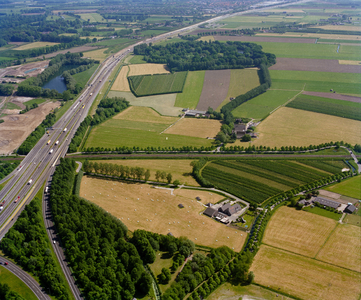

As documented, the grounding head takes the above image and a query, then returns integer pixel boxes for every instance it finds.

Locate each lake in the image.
[41,64,79,93]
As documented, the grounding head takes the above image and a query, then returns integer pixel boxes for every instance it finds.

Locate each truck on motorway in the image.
[28,179,33,185]
[47,140,51,145]
[99,80,102,82]
[49,149,53,154]
[55,140,59,145]
[63,128,67,132]
[45,187,48,193]
[90,93,93,96]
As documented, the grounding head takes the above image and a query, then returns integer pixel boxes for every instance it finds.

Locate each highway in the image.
[0,257,50,300]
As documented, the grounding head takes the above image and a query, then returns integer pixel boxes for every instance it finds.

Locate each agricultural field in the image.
[90,159,199,186]
[77,13,107,23]
[128,63,170,76]
[164,118,222,139]
[128,55,147,64]
[325,176,361,199]
[201,159,342,204]
[72,64,99,87]
[286,94,361,121]
[175,71,205,109]
[250,245,361,300]
[316,224,361,272]
[263,206,337,257]
[14,42,59,50]
[128,72,188,97]
[80,177,247,251]
[269,70,361,96]
[254,107,361,148]
[84,106,214,149]
[83,48,109,62]
[111,66,130,91]
[256,32,361,41]
[232,89,301,120]
[343,214,361,227]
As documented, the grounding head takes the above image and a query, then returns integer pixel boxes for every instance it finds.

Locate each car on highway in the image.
[53,240,56,244]
[15,196,20,203]
[4,262,8,266]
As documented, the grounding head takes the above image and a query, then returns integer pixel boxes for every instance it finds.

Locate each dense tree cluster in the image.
[50,158,152,300]
[0,283,26,300]
[68,116,92,153]
[17,112,56,155]
[0,197,70,300]
[134,40,276,72]
[0,160,20,180]
[19,102,38,114]
[192,158,214,188]
[0,84,15,96]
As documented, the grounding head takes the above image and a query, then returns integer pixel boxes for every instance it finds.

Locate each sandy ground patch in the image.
[263,206,337,257]
[302,91,361,103]
[254,107,361,148]
[256,32,361,40]
[197,69,231,111]
[111,66,130,91]
[91,159,199,186]
[80,177,246,251]
[339,60,361,65]
[113,106,177,124]
[269,57,361,73]
[128,63,170,76]
[316,224,361,272]
[250,245,361,300]
[164,118,221,139]
[214,35,316,43]
[0,101,60,155]
[0,61,50,78]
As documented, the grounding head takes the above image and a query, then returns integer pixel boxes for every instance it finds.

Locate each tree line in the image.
[0,84,15,96]
[0,283,26,300]
[0,160,20,180]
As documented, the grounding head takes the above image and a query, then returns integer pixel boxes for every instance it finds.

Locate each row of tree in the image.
[19,102,38,114]
[0,160,20,180]
[82,145,216,153]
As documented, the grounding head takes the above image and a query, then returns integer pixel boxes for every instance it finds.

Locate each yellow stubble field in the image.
[80,176,247,251]
[128,63,170,76]
[111,66,130,91]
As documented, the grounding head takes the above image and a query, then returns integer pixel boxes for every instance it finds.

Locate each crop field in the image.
[128,63,170,76]
[128,55,147,64]
[164,118,222,138]
[254,107,361,148]
[72,64,99,87]
[83,48,109,62]
[270,70,361,96]
[14,42,59,50]
[77,13,106,22]
[197,69,231,111]
[80,177,247,251]
[90,159,199,186]
[263,206,337,257]
[111,66,130,91]
[325,176,361,199]
[250,245,361,300]
[257,32,361,41]
[232,89,300,120]
[201,159,339,203]
[311,25,361,31]
[175,71,205,109]
[316,224,361,272]
[215,35,316,44]
[84,106,213,149]
[128,72,188,96]
[286,94,361,121]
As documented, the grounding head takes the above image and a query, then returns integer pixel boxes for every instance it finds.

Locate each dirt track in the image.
[214,35,316,43]
[302,91,361,103]
[269,57,361,73]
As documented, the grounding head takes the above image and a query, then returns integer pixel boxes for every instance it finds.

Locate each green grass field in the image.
[232,89,300,120]
[23,98,46,106]
[140,29,169,36]
[286,94,361,121]
[77,13,106,23]
[325,176,361,199]
[343,214,361,227]
[72,64,99,87]
[303,206,342,221]
[270,70,361,95]
[4,102,21,110]
[0,266,38,300]
[129,72,188,96]
[128,55,147,64]
[175,70,205,109]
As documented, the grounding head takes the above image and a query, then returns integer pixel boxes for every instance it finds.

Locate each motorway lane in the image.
[0,257,51,300]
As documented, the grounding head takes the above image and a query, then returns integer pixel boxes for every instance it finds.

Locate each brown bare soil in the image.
[0,101,60,155]
[196,69,231,110]
[214,35,316,43]
[302,91,361,103]
[0,61,50,79]
[111,66,130,91]
[269,57,361,73]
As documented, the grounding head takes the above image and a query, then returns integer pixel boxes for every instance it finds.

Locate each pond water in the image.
[41,64,79,93]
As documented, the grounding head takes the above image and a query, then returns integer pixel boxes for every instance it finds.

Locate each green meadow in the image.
[175,70,205,109]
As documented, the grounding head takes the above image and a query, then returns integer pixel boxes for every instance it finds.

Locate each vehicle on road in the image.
[49,149,53,154]
[53,240,56,244]
[45,187,48,193]
[63,128,67,132]
[4,262,8,266]
[15,196,20,203]
[28,179,33,185]
[55,140,59,145]
[90,93,93,96]
[47,140,51,145]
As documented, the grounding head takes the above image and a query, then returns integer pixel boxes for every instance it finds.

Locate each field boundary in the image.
[313,223,339,259]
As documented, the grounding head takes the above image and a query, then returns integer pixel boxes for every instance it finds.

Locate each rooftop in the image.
[314,197,340,209]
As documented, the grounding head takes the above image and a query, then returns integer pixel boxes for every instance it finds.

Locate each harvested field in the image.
[41,46,98,59]
[263,206,337,257]
[111,66,130,91]
[256,32,361,41]
[269,57,361,73]
[83,48,109,62]
[164,118,222,138]
[214,35,316,43]
[91,159,199,186]
[128,63,170,76]
[14,42,59,50]
[316,224,361,272]
[113,106,177,124]
[198,36,215,42]
[311,25,361,31]
[80,177,246,251]
[254,107,361,148]
[197,70,230,110]
[0,101,59,155]
[250,245,361,300]
[339,60,361,65]
[302,91,361,103]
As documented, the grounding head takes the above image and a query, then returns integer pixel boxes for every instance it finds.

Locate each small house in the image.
[232,123,250,138]
[219,203,242,216]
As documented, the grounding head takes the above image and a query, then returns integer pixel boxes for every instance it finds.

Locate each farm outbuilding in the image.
[344,204,356,214]
[219,203,242,216]
[232,123,250,138]
[203,207,217,217]
[314,197,340,209]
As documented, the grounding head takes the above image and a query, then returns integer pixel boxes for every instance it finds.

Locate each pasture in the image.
[254,107,361,148]
[80,177,246,251]
[175,71,205,109]
[343,214,361,227]
[77,13,106,22]
[324,176,361,199]
[286,94,361,121]
[257,32,361,41]
[269,70,361,95]
[128,72,187,96]
[83,48,109,62]
[14,42,59,50]
[232,89,300,120]
[72,64,99,87]
[128,63,169,76]
[250,245,361,300]
[90,159,199,186]
[128,55,146,64]
[164,118,222,139]
[263,206,337,257]
[111,66,130,91]
[316,224,361,272]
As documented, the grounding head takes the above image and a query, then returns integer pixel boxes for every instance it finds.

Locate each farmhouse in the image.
[232,123,250,138]
[344,204,356,214]
[314,197,340,209]
[219,203,242,216]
